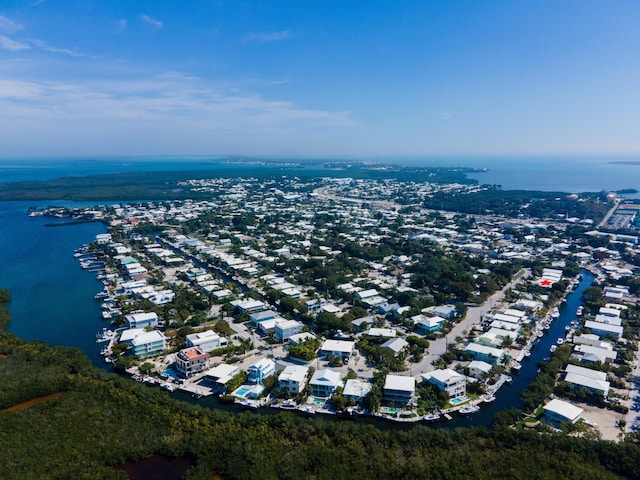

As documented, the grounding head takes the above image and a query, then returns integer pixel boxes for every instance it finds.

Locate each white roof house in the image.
[204,364,239,389]
[310,368,343,397]
[320,339,355,360]
[383,375,415,404]
[343,379,372,402]
[467,360,493,380]
[584,320,623,340]
[543,399,584,426]
[422,369,466,398]
[186,330,228,352]
[564,364,610,396]
[125,311,158,329]
[382,337,409,355]
[278,365,309,395]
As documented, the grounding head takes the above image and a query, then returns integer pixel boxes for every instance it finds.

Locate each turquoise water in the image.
[449,397,466,406]
[235,387,250,397]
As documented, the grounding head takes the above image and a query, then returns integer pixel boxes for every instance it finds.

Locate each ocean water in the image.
[2,155,640,195]
[0,201,107,365]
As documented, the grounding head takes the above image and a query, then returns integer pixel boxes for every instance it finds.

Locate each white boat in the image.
[511,362,522,372]
[161,383,176,392]
[550,345,557,353]
[556,338,565,345]
[576,306,584,316]
[424,413,441,422]
[96,328,116,342]
[550,307,560,318]
[483,395,496,404]
[459,405,480,415]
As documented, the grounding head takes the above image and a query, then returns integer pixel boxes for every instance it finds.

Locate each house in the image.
[125,311,158,329]
[365,328,396,338]
[175,347,210,378]
[382,337,409,356]
[433,305,457,320]
[467,360,493,380]
[185,330,228,352]
[310,368,343,397]
[584,320,623,340]
[274,320,304,342]
[343,379,372,403]
[250,310,276,325]
[543,399,584,427]
[573,344,617,364]
[203,364,239,392]
[319,339,355,362]
[288,332,317,346]
[351,316,376,332]
[422,368,466,398]
[378,303,401,315]
[563,364,610,397]
[383,375,415,404]
[121,329,166,357]
[278,365,309,395]
[414,315,444,334]
[230,299,266,314]
[248,358,276,384]
[465,343,505,364]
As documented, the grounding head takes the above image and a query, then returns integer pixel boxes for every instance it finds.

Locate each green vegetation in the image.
[288,338,321,361]
[424,187,610,222]
[2,291,640,479]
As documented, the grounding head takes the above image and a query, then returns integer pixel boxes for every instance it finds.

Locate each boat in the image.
[511,362,522,372]
[550,345,557,353]
[550,307,560,318]
[94,291,109,300]
[537,331,544,338]
[161,383,176,392]
[556,338,564,345]
[482,394,496,404]
[459,405,480,415]
[504,375,513,383]
[424,413,441,422]
[96,328,116,342]
[576,306,584,316]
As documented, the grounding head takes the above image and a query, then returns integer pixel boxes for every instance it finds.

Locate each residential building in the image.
[175,347,210,378]
[203,364,239,392]
[310,368,343,397]
[543,399,584,427]
[343,379,372,403]
[274,320,304,342]
[185,330,228,352]
[319,339,355,362]
[422,368,466,398]
[278,365,309,396]
[248,358,276,384]
[382,337,409,356]
[383,375,415,404]
[120,329,166,357]
[125,311,158,329]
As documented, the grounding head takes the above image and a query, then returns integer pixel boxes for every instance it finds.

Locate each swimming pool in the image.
[235,387,250,397]
[449,397,467,406]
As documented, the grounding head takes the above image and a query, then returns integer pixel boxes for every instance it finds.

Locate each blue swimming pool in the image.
[235,387,250,397]
[450,397,467,406]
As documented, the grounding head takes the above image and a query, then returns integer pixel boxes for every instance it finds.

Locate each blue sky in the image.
[1,0,639,157]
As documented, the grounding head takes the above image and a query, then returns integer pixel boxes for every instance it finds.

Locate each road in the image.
[410,268,531,379]
[597,198,621,229]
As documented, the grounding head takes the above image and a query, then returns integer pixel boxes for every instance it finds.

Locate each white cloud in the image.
[0,35,30,51]
[140,14,163,30]
[117,19,128,31]
[29,39,90,58]
[243,30,294,43]
[0,15,23,33]
[0,73,355,155]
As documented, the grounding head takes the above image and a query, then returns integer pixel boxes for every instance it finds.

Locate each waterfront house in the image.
[249,310,276,325]
[185,330,228,352]
[465,343,505,364]
[175,347,210,378]
[278,365,309,396]
[543,399,584,427]
[310,368,343,397]
[125,311,158,329]
[422,368,466,398]
[383,375,415,404]
[583,320,623,340]
[203,364,239,392]
[343,379,372,403]
[248,358,276,384]
[120,329,166,357]
[467,360,493,380]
